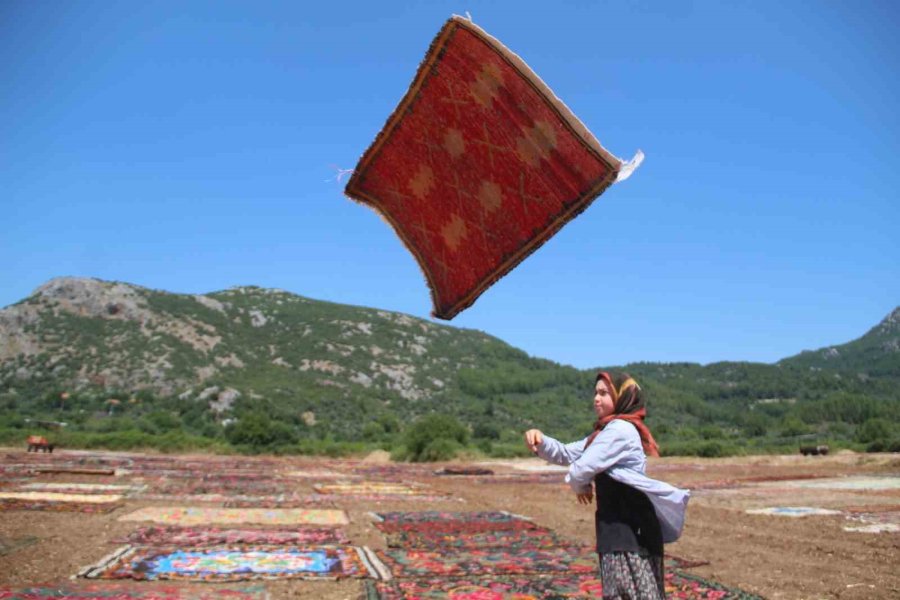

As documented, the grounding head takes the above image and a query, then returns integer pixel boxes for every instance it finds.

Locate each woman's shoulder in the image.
[603,419,642,441]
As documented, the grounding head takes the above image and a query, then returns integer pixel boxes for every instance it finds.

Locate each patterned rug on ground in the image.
[81,545,380,581]
[18,483,145,495]
[384,527,562,550]
[365,570,763,599]
[314,483,435,496]
[0,583,266,599]
[373,511,523,523]
[374,546,597,578]
[0,492,123,513]
[118,507,349,526]
[376,519,539,535]
[344,16,629,319]
[221,499,337,509]
[118,526,349,547]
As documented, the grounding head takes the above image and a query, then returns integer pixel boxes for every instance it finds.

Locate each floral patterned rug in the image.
[80,545,380,582]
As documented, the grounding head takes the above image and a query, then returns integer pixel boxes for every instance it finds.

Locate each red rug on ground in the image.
[345,16,630,319]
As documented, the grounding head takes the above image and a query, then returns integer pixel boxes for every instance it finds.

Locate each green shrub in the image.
[856,418,895,444]
[401,413,469,462]
[486,442,532,458]
[225,413,298,450]
[418,438,461,462]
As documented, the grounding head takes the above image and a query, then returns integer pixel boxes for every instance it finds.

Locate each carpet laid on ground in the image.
[314,482,432,496]
[372,510,522,523]
[374,511,537,535]
[118,526,349,547]
[118,507,349,526]
[80,545,381,581]
[365,570,764,599]
[0,492,123,513]
[384,527,562,550]
[745,506,842,517]
[344,15,632,319]
[0,583,266,599]
[374,546,597,578]
[19,483,144,495]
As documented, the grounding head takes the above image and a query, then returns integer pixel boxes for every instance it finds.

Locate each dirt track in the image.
[1,448,898,599]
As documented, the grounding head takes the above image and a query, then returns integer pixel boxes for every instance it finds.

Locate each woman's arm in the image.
[526,429,589,466]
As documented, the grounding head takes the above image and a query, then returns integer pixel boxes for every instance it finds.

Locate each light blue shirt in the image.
[536,419,690,543]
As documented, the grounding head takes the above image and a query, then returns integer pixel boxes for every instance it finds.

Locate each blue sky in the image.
[2,1,898,369]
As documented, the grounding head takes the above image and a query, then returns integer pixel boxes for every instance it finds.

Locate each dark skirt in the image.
[599,551,665,600]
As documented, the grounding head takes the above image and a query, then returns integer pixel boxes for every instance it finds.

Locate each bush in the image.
[400,413,469,462]
[473,422,500,440]
[419,438,461,462]
[780,417,810,437]
[856,418,895,444]
[697,441,730,458]
[225,413,298,450]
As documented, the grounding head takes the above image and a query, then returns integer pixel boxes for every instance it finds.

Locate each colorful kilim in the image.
[384,527,562,550]
[0,492,123,513]
[344,16,628,319]
[136,494,334,505]
[374,546,596,578]
[118,526,349,547]
[364,574,604,599]
[373,511,521,523]
[286,470,352,479]
[376,519,539,535]
[312,493,456,503]
[472,473,567,484]
[314,482,432,496]
[82,545,378,582]
[666,570,765,599]
[364,570,763,599]
[0,499,122,513]
[781,476,900,490]
[119,507,349,526]
[222,499,337,509]
[745,506,842,517]
[843,511,900,533]
[146,480,288,496]
[0,583,267,599]
[0,491,123,503]
[19,483,143,494]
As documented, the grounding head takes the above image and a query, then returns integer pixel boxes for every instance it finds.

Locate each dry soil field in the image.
[0,448,898,599]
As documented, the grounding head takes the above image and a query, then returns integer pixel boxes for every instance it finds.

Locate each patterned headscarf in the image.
[584,371,660,457]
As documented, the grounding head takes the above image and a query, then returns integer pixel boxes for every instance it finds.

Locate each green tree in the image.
[225,413,297,450]
[856,418,895,444]
[402,413,469,462]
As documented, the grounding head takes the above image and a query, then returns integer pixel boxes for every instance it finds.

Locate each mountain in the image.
[0,277,590,440]
[1,277,897,452]
[778,307,900,377]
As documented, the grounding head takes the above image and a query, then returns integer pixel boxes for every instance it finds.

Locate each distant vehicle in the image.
[26,435,55,453]
[799,445,829,456]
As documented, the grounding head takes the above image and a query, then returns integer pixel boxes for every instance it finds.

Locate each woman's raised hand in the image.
[524,429,544,453]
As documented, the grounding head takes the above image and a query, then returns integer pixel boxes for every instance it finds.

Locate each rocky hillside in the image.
[0,277,588,439]
[1,277,897,445]
[779,307,900,377]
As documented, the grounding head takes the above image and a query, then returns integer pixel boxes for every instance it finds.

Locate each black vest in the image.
[594,472,663,556]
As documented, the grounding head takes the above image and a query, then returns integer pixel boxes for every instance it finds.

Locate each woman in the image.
[524,371,689,599]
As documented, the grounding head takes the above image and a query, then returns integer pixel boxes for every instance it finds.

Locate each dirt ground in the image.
[1,448,898,599]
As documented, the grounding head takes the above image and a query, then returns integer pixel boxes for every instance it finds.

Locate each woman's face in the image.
[593,379,616,419]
